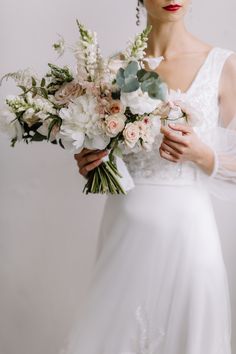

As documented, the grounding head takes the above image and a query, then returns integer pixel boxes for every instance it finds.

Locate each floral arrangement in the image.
[0,20,188,195]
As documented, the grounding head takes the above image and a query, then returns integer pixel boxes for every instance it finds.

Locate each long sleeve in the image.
[201,53,236,200]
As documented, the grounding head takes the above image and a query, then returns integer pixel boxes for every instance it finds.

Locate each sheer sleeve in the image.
[201,52,236,200]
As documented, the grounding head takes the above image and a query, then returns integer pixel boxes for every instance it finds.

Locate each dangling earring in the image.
[136,0,141,26]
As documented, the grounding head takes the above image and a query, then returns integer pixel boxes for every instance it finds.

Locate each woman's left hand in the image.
[159,123,215,175]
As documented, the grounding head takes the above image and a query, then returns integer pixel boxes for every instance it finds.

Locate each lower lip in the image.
[163,5,182,12]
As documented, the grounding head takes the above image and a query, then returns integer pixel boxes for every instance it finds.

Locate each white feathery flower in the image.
[0,68,38,89]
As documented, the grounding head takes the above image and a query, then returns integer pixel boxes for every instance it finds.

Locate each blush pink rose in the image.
[54,80,84,105]
[123,122,140,148]
[105,113,126,137]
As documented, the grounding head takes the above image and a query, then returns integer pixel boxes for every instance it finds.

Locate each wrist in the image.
[194,144,215,175]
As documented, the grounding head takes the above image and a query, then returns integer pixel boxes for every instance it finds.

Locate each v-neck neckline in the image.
[144,47,217,95]
[180,46,216,95]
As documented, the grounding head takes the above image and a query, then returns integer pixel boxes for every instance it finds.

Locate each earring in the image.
[136,0,141,26]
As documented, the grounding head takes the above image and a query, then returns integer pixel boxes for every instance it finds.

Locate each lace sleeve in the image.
[201,52,236,200]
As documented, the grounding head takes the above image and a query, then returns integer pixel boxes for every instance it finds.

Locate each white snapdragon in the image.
[6,95,29,113]
[123,26,151,61]
[74,23,100,82]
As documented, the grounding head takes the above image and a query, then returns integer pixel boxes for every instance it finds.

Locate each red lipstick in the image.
[163,4,182,12]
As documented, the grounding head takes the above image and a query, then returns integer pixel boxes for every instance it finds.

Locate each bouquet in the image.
[0,20,188,195]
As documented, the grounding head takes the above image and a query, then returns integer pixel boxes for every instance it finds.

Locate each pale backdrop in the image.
[0,1,236,354]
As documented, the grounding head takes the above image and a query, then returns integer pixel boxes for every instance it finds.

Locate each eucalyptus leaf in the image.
[122,76,140,93]
[139,70,159,82]
[116,68,125,88]
[124,61,139,78]
[137,69,147,81]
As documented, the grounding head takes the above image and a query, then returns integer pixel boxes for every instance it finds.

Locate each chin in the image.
[145,1,189,23]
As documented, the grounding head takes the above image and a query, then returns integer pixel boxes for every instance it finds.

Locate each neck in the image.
[145,17,191,59]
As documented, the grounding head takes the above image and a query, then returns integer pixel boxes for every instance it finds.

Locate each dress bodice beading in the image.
[122,47,234,186]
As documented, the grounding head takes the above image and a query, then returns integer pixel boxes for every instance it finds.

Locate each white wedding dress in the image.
[60,47,236,354]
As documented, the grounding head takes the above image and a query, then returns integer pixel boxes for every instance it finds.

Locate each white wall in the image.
[0,1,235,354]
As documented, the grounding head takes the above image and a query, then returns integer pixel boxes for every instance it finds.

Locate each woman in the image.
[69,1,236,353]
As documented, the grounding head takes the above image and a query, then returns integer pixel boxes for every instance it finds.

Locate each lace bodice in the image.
[122,47,234,186]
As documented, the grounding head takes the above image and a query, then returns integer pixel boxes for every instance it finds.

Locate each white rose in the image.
[121,88,162,115]
[123,122,140,148]
[105,113,126,137]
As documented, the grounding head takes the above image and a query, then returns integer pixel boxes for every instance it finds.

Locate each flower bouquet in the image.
[0,20,187,194]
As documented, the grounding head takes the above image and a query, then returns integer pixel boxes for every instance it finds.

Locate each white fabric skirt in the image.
[60,183,231,354]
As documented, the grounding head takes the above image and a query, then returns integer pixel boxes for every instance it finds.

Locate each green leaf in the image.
[30,131,47,142]
[32,77,37,87]
[47,118,59,141]
[59,138,65,149]
[18,85,27,92]
[40,87,48,99]
[41,78,46,87]
[10,137,17,147]
[112,146,123,158]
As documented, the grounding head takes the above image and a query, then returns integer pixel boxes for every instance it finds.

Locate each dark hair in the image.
[139,0,144,4]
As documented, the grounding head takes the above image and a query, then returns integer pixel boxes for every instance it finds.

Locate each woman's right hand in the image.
[74,148,108,178]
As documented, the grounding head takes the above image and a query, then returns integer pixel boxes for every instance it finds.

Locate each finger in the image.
[168,123,192,134]
[159,147,178,163]
[160,127,189,146]
[160,142,182,159]
[79,150,108,169]
[162,137,187,154]
[74,148,104,160]
[80,158,103,176]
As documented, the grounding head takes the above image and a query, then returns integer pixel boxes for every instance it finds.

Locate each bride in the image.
[70,1,236,353]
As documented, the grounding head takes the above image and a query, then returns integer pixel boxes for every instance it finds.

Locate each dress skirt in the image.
[60,182,231,354]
